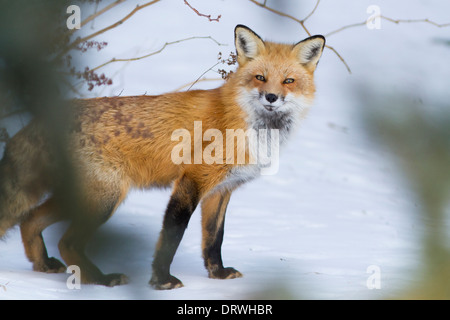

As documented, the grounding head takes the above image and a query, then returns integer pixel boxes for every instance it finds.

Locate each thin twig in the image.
[0,282,10,292]
[303,0,321,22]
[248,0,310,35]
[56,0,162,61]
[325,45,351,74]
[90,36,226,72]
[325,21,366,38]
[248,0,352,72]
[173,77,223,92]
[90,0,100,29]
[184,0,221,22]
[61,76,84,96]
[187,61,221,91]
[326,15,450,37]
[383,16,450,27]
[81,0,126,30]
[248,0,450,74]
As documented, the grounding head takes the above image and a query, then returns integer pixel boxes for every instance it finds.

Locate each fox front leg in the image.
[150,175,200,290]
[201,190,242,280]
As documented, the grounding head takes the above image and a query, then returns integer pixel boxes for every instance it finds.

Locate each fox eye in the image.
[255,75,266,82]
[283,78,295,84]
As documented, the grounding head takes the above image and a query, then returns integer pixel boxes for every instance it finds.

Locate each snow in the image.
[1,0,449,299]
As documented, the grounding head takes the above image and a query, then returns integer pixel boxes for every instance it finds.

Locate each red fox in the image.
[0,25,325,289]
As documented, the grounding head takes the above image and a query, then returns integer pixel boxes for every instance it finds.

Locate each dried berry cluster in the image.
[217,51,237,80]
[76,40,108,53]
[65,40,113,91]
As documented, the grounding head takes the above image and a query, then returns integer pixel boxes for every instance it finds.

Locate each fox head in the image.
[232,24,325,129]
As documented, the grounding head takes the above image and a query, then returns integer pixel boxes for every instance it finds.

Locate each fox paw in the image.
[149,274,184,290]
[208,267,243,280]
[81,273,129,287]
[33,257,66,273]
[102,273,129,287]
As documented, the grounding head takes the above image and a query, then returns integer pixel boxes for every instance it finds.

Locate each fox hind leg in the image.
[58,220,128,287]
[20,197,66,273]
[57,186,129,287]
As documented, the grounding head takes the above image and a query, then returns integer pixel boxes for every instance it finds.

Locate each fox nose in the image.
[265,93,278,104]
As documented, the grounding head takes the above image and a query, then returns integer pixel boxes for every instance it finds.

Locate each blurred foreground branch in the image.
[0,0,86,222]
[364,93,450,299]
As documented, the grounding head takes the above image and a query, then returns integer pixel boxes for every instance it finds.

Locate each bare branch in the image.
[186,51,236,91]
[326,15,450,37]
[188,61,221,91]
[248,0,450,75]
[325,21,366,38]
[79,0,127,30]
[303,0,321,22]
[173,77,223,92]
[248,0,352,72]
[90,36,226,72]
[184,0,221,22]
[56,0,162,60]
[382,16,450,28]
[248,0,310,35]
[325,45,351,74]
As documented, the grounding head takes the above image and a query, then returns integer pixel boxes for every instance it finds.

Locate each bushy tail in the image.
[0,122,50,238]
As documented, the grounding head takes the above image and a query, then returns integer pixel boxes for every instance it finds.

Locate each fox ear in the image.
[293,35,325,72]
[234,24,265,65]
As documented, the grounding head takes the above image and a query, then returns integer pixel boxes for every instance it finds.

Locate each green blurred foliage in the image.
[364,93,450,299]
[0,0,86,222]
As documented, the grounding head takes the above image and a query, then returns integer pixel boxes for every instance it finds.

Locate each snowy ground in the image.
[1,0,449,299]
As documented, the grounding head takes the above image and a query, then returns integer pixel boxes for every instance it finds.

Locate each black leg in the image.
[150,175,199,290]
